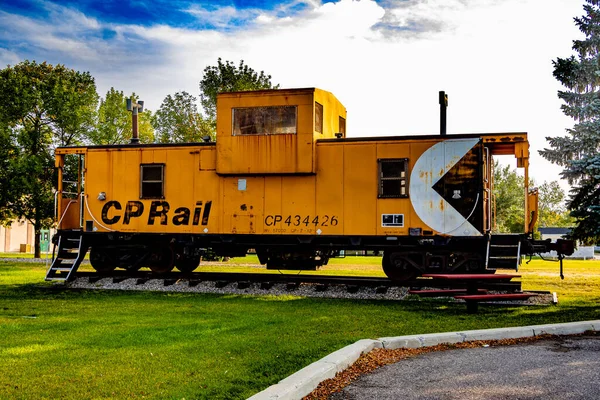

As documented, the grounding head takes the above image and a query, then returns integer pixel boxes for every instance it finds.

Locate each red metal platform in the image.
[422,274,521,280]
[408,289,488,297]
[455,293,535,301]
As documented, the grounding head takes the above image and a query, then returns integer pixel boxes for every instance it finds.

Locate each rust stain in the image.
[439,199,445,211]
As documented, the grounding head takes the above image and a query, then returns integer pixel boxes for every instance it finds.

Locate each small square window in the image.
[378,159,409,198]
[140,164,164,199]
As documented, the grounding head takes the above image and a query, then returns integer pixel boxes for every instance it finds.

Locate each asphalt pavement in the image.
[248,321,600,400]
[331,334,600,400]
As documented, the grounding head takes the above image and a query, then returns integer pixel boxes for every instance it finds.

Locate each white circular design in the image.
[409,138,481,236]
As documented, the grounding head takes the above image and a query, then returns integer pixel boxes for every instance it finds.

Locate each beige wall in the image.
[0,220,35,252]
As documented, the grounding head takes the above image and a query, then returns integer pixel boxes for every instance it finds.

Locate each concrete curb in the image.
[247,320,600,400]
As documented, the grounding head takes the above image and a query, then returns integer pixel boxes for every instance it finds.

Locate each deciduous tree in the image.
[92,88,154,145]
[540,0,600,243]
[0,121,17,225]
[538,181,573,228]
[493,161,571,233]
[199,58,278,124]
[0,60,97,257]
[153,91,213,143]
[492,161,525,233]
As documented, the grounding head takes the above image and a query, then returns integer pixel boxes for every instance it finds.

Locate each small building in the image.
[0,220,35,253]
[538,227,595,259]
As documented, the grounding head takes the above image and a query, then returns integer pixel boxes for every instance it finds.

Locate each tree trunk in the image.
[34,222,41,259]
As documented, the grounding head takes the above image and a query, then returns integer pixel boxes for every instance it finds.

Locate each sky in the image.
[0,0,587,191]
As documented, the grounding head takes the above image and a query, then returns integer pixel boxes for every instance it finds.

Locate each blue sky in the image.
[0,0,588,188]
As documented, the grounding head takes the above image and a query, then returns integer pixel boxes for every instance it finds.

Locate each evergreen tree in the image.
[540,0,600,243]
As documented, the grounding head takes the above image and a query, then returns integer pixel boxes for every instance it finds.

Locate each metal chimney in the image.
[439,91,448,136]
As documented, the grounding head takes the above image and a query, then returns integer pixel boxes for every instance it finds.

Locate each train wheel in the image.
[146,247,175,273]
[175,255,201,272]
[90,247,117,272]
[382,251,417,281]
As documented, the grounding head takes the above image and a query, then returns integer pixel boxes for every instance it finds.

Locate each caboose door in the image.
[55,152,85,230]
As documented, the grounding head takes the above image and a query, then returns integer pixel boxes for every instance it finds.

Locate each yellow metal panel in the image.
[263,177,282,234]
[221,134,307,174]
[315,144,344,235]
[222,177,264,234]
[164,149,197,233]
[141,148,154,164]
[112,149,144,232]
[280,176,317,235]
[84,150,114,231]
[192,170,221,234]
[200,147,216,170]
[343,143,377,235]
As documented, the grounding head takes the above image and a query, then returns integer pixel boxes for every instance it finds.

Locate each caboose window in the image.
[140,164,164,199]
[315,102,323,134]
[232,106,297,135]
[378,159,408,198]
[339,116,346,135]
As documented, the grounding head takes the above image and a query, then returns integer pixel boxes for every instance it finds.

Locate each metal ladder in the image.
[45,232,87,281]
[487,234,522,271]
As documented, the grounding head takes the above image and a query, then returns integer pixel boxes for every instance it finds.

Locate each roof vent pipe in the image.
[439,91,447,136]
[126,97,144,144]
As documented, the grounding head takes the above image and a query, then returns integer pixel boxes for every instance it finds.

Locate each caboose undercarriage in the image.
[49,229,554,282]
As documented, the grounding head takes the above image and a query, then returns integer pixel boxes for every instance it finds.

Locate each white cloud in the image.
[0,0,587,189]
[0,48,21,67]
[184,4,247,28]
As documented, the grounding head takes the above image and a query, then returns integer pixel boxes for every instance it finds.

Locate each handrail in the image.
[83,193,115,232]
[485,189,491,232]
[57,200,78,229]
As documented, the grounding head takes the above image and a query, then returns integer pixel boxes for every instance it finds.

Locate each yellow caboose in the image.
[49,87,540,281]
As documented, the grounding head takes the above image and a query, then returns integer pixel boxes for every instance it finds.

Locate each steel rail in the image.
[71,271,522,291]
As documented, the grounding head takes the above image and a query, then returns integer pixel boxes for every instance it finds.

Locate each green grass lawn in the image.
[1,258,599,399]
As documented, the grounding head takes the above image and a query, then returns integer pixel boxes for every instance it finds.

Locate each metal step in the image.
[45,233,88,282]
[487,235,522,270]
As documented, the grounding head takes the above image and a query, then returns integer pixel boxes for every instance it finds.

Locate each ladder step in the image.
[57,252,78,259]
[61,244,80,250]
[54,259,76,265]
[52,267,74,272]
[45,277,67,282]
[488,248,520,257]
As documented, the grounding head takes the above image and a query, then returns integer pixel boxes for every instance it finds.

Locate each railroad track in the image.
[61,271,556,309]
[70,271,523,292]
